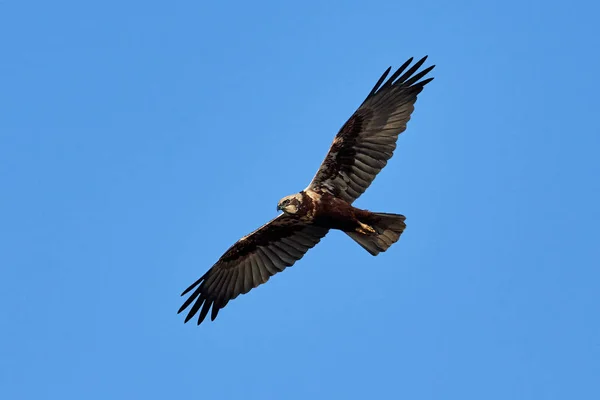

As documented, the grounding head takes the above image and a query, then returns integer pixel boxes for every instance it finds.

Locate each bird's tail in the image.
[345,212,406,256]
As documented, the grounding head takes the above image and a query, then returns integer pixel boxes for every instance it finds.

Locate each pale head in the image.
[277,193,303,215]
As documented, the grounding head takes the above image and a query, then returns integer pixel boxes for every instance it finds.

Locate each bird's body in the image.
[179,56,435,325]
[310,191,364,232]
[279,189,379,233]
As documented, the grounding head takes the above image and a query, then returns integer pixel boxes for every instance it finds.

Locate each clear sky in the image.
[1,1,599,399]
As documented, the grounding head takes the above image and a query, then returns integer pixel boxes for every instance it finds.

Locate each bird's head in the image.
[277,193,303,215]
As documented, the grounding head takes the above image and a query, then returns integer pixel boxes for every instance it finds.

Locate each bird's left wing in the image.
[178,214,329,325]
[306,56,435,204]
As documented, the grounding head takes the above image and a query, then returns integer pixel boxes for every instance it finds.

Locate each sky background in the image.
[1,1,599,399]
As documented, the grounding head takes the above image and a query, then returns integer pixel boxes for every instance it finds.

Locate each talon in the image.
[357,222,376,234]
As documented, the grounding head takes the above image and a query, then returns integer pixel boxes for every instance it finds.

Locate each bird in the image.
[178,56,435,325]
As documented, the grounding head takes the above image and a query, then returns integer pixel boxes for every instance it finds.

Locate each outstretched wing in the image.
[178,215,329,325]
[307,56,435,203]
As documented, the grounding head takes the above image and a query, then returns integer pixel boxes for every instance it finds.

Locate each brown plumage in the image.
[178,56,435,325]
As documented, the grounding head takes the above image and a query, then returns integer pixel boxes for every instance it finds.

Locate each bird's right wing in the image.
[178,214,329,325]
[306,56,435,204]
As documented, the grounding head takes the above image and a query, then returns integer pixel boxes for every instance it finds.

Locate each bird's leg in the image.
[356,221,376,235]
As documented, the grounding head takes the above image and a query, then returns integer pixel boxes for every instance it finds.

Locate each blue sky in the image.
[1,0,599,399]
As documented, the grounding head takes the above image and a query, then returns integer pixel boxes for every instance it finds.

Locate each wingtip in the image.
[180,275,205,296]
[183,312,194,323]
[180,285,195,297]
[197,313,208,325]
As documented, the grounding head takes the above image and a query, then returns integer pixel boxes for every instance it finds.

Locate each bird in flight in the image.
[179,56,435,325]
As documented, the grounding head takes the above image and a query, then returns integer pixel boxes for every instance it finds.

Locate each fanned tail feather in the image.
[346,212,406,256]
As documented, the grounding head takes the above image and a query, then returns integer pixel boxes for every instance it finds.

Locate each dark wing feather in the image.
[307,56,435,203]
[178,214,329,325]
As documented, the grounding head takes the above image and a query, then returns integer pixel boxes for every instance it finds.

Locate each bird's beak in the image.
[277,204,282,212]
